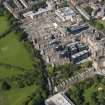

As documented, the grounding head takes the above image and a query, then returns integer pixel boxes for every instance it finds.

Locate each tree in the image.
[83,78,94,89]
[97,91,105,105]
[96,22,104,31]
[84,6,93,15]
[94,75,103,83]
[1,80,11,90]
[0,5,4,16]
[47,65,54,77]
[32,0,47,11]
[71,84,85,105]
[91,91,98,104]
[31,92,44,105]
[101,78,105,85]
[84,102,90,105]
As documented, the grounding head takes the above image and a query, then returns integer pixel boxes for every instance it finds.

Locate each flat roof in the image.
[72,50,88,59]
[45,93,74,105]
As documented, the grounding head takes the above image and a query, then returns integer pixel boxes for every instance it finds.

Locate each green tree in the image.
[1,80,11,90]
[96,22,104,30]
[84,6,93,15]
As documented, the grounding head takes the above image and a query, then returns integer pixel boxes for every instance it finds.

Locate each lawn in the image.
[0,16,9,34]
[0,85,38,105]
[0,15,34,79]
[0,66,25,79]
[0,10,46,105]
[0,31,34,69]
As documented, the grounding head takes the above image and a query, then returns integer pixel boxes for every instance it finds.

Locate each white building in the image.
[23,0,53,19]
[45,93,75,105]
[55,7,76,22]
[23,7,51,19]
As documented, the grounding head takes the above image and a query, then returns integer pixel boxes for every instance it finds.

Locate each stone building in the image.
[80,27,105,71]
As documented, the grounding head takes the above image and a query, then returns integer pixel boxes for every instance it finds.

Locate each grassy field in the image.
[0,85,38,105]
[0,13,33,79]
[0,14,34,79]
[0,31,34,69]
[0,16,9,34]
[0,66,25,79]
[0,14,46,105]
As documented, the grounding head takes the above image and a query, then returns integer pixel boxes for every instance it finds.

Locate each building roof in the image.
[72,50,88,59]
[55,7,76,22]
[81,27,105,47]
[45,93,74,105]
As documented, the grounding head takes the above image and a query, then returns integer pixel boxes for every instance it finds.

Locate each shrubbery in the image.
[66,75,105,105]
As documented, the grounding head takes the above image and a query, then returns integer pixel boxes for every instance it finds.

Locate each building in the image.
[70,0,90,6]
[55,7,76,22]
[80,27,105,70]
[3,1,19,19]
[13,0,23,10]
[23,0,53,19]
[67,24,89,34]
[19,0,28,8]
[71,50,89,64]
[3,0,52,19]
[45,93,75,105]
[23,8,50,19]
[70,0,77,6]
[76,6,91,20]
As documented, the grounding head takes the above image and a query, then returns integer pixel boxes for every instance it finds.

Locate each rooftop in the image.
[55,7,76,22]
[45,93,74,105]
